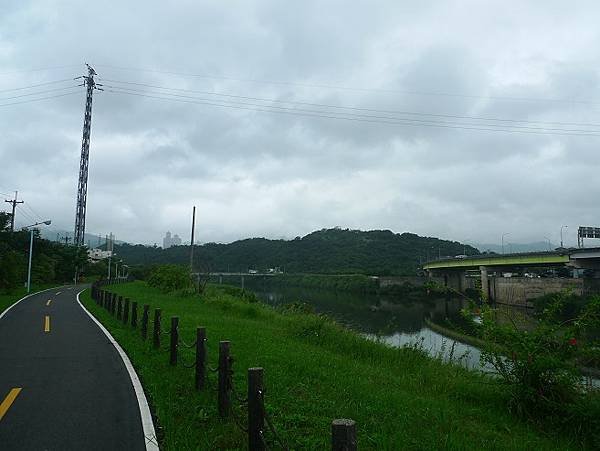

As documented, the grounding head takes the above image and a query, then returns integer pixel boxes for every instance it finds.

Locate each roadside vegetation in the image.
[81,279,598,450]
[0,212,90,290]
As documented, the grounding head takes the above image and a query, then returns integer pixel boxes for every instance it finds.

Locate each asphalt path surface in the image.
[0,286,147,450]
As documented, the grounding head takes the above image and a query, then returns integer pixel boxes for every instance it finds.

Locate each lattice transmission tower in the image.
[73,64,102,247]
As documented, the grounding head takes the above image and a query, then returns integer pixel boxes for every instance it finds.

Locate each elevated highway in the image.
[423,247,600,271]
[422,248,600,305]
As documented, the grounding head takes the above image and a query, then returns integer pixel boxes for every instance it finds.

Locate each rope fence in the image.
[91,280,357,450]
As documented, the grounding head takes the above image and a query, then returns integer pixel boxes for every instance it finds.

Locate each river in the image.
[225,278,489,371]
[222,277,598,387]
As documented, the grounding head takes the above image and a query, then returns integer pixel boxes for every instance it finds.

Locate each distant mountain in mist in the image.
[39,229,126,247]
[474,241,556,254]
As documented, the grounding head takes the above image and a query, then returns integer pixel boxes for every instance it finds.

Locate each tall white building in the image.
[163,232,182,249]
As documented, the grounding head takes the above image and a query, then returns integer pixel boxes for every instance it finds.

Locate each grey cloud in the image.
[1,1,600,248]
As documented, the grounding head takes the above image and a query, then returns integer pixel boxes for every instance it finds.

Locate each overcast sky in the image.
[1,1,600,247]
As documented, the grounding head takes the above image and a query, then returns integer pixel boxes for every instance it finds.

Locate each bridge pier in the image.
[480,266,490,301]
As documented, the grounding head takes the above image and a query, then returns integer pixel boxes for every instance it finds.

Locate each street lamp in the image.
[108,252,117,280]
[115,259,122,280]
[560,225,568,248]
[501,232,510,255]
[543,236,552,251]
[22,220,52,293]
[463,238,471,256]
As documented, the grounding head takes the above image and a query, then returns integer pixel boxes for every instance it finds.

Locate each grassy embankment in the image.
[81,281,591,450]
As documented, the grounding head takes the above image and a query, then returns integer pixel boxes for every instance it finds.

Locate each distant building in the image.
[163,231,172,249]
[88,248,112,262]
[163,231,182,249]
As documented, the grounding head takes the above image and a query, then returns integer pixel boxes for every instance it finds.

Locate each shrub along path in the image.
[81,281,585,450]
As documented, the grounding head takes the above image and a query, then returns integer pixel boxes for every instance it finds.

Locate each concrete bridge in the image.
[422,248,600,306]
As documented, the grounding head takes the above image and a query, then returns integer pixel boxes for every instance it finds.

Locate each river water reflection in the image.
[232,279,489,370]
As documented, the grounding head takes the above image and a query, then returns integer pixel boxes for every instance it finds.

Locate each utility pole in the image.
[4,191,24,232]
[190,206,196,272]
[63,235,71,246]
[73,64,102,247]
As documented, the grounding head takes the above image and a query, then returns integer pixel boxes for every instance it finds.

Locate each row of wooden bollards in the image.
[91,281,357,450]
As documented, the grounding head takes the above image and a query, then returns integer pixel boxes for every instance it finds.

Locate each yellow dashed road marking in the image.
[0,388,22,421]
[46,299,52,306]
[44,315,50,332]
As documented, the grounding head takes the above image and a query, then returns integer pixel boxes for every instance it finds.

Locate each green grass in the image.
[80,282,592,450]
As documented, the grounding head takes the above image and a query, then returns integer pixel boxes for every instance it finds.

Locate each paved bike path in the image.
[0,286,150,450]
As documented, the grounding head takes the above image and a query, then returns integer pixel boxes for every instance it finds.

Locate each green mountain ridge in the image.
[113,228,479,276]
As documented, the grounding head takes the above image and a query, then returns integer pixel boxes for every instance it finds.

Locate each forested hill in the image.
[115,228,479,276]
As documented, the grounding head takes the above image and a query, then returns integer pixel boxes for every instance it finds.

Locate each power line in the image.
[95,63,599,106]
[0,65,81,77]
[16,208,37,226]
[101,78,600,128]
[22,203,44,222]
[0,91,82,108]
[0,78,76,93]
[0,85,83,102]
[104,87,600,137]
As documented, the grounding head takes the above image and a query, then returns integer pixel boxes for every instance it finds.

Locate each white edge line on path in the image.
[0,285,65,320]
[76,290,159,451]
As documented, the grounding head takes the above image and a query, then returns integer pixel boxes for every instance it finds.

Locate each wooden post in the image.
[141,304,149,340]
[248,367,265,451]
[131,301,138,328]
[153,308,161,349]
[117,296,123,320]
[169,316,179,366]
[123,298,130,325]
[218,341,231,418]
[195,327,206,390]
[111,293,117,315]
[332,419,357,451]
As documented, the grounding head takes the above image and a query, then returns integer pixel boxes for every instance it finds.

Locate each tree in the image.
[0,212,11,232]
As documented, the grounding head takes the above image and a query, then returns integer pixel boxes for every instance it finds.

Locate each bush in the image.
[147,265,191,292]
[0,248,26,291]
[470,295,600,418]
[533,292,589,319]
